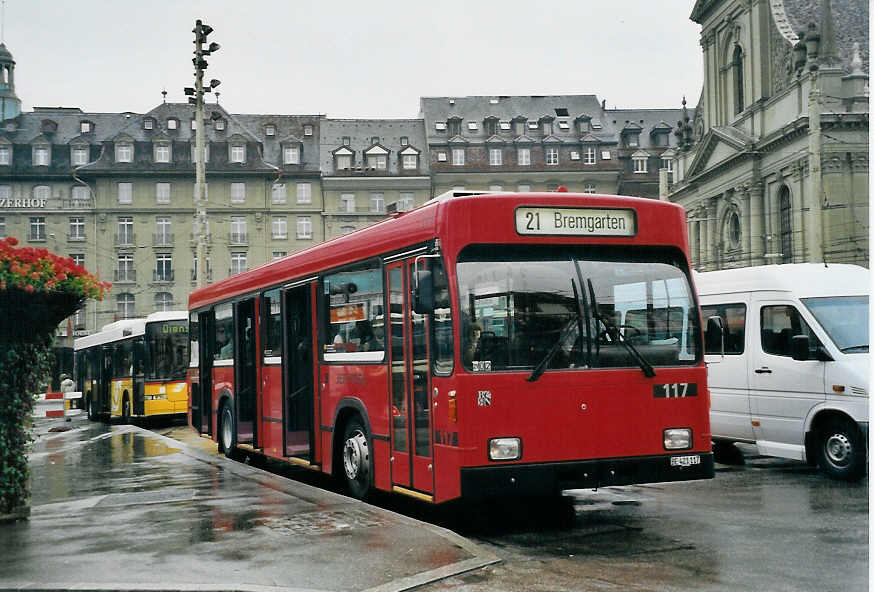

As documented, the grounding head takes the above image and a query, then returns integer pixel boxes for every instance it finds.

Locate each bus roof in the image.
[74,310,187,351]
[189,191,689,311]
[694,264,870,298]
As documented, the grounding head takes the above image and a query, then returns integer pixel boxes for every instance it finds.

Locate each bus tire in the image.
[341,417,372,500]
[817,417,865,481]
[219,401,237,459]
[121,395,131,424]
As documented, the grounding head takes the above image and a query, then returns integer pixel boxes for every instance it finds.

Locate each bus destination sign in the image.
[515,207,636,237]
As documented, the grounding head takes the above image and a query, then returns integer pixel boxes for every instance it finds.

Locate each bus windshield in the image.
[146,320,189,380]
[457,245,699,373]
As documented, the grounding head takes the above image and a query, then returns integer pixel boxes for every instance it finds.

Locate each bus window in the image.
[146,319,189,379]
[429,257,453,375]
[189,312,199,367]
[323,260,385,362]
[262,288,282,359]
[215,303,234,360]
[113,341,133,377]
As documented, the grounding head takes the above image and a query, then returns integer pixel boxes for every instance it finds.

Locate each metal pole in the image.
[194,20,208,289]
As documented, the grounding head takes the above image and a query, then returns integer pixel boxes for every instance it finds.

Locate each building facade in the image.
[670,0,869,270]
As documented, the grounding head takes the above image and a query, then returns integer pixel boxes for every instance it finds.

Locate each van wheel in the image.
[219,401,237,459]
[341,418,372,499]
[818,418,865,481]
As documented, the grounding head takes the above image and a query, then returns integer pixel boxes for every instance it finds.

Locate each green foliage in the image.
[0,337,51,514]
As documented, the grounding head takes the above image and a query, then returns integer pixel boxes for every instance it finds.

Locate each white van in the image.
[695,264,869,480]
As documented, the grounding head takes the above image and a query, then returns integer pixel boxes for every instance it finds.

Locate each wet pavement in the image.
[1,416,498,592]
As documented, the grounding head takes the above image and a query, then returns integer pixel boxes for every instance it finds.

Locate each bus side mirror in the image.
[413,270,434,315]
[790,334,810,361]
[705,316,725,355]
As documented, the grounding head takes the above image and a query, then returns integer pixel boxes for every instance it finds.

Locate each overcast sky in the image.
[8,1,703,118]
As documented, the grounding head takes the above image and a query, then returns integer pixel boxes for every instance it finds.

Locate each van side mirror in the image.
[412,269,434,314]
[705,316,725,355]
[790,334,810,361]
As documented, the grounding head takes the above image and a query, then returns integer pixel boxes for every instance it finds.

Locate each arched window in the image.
[779,187,792,263]
[723,208,742,251]
[733,45,744,115]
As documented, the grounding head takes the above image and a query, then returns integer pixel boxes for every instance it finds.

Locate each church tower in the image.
[0,43,20,120]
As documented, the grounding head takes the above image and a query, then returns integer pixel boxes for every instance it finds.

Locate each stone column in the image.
[747,181,764,266]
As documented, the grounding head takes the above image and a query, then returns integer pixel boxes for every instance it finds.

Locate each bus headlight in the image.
[663,428,692,450]
[489,437,522,461]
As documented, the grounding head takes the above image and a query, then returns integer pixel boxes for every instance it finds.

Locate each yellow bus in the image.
[75,311,189,422]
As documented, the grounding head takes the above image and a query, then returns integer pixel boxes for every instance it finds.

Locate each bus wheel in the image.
[219,401,237,459]
[121,396,131,424]
[341,418,371,499]
[818,418,865,481]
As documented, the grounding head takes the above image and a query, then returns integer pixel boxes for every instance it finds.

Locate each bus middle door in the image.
[387,259,434,495]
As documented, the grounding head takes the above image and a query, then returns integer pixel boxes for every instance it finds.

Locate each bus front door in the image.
[195,311,213,435]
[387,260,434,495]
[282,283,315,460]
[234,299,257,446]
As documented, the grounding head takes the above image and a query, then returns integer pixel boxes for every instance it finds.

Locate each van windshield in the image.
[456,245,700,373]
[802,296,869,353]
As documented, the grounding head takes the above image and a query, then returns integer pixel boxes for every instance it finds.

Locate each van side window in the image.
[760,305,821,357]
[701,304,746,354]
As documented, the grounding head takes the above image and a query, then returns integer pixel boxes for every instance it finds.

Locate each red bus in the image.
[187,191,715,503]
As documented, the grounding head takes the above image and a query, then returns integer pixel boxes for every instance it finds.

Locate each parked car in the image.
[695,264,869,480]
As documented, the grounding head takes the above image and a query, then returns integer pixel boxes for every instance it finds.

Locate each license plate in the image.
[670,454,701,467]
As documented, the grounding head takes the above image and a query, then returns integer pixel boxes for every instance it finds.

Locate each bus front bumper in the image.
[460,452,714,499]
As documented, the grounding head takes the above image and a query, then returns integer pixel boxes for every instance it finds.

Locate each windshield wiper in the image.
[526,312,580,382]
[841,344,869,353]
[587,278,656,378]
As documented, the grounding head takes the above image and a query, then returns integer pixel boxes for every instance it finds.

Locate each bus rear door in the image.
[282,282,316,460]
[234,298,258,446]
[386,259,434,496]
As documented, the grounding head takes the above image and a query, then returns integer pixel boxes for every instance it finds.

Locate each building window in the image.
[367,154,387,170]
[116,255,134,282]
[296,182,311,204]
[230,182,246,204]
[143,118,154,130]
[272,251,287,260]
[156,216,172,245]
[284,146,300,164]
[230,216,247,244]
[154,144,170,163]
[72,185,89,201]
[71,254,85,267]
[402,154,418,170]
[584,183,596,193]
[118,182,133,204]
[489,185,502,191]
[80,121,92,133]
[584,147,596,165]
[0,145,10,165]
[265,124,275,136]
[489,148,503,166]
[633,156,648,173]
[400,136,408,146]
[0,217,5,238]
[733,44,745,115]
[448,120,461,136]
[661,158,674,173]
[340,225,355,235]
[437,152,447,162]
[71,147,89,166]
[34,185,50,200]
[271,183,287,204]
[167,119,178,130]
[117,217,134,245]
[28,216,46,241]
[517,184,531,192]
[435,122,446,132]
[272,216,287,239]
[545,147,559,165]
[156,182,171,204]
[451,148,465,166]
[517,148,531,165]
[340,193,356,213]
[190,119,198,131]
[155,254,173,281]
[117,293,135,319]
[214,119,226,131]
[467,122,478,131]
[154,292,173,312]
[397,192,414,211]
[342,136,351,146]
[303,125,313,136]
[601,150,612,160]
[34,146,50,166]
[627,134,640,148]
[370,192,384,213]
[115,144,133,163]
[296,215,312,239]
[68,217,85,240]
[558,121,570,131]
[230,145,246,163]
[779,187,792,263]
[191,143,210,163]
[336,154,352,170]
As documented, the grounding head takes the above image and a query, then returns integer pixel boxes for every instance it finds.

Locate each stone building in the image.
[670,0,869,270]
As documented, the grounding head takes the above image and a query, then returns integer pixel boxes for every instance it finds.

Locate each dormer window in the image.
[230,144,246,163]
[342,136,351,146]
[33,145,50,166]
[447,119,461,136]
[364,144,389,170]
[191,142,210,163]
[467,122,478,131]
[191,119,197,131]
[153,143,171,163]
[115,142,133,163]
[71,145,89,166]
[527,121,539,130]
[484,117,498,136]
[143,118,154,130]
[400,136,408,146]
[632,151,649,173]
[435,122,446,132]
[167,118,178,130]
[303,125,313,136]
[400,146,419,170]
[79,121,92,134]
[283,145,300,165]
[558,121,569,131]
[214,119,226,131]
[627,134,640,147]
[513,119,527,135]
[0,145,11,165]
[499,121,511,131]
[540,119,554,135]
[333,146,355,170]
[265,124,276,136]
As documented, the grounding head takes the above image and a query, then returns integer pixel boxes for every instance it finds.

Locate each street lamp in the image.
[190,19,220,289]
